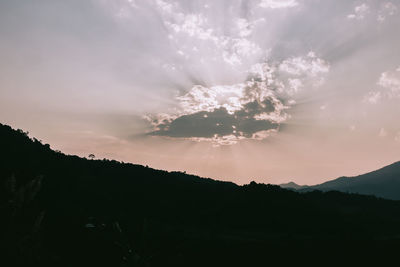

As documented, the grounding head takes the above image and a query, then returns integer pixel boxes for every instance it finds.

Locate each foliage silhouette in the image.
[1,123,400,266]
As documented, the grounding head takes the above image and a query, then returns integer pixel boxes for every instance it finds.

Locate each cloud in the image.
[363,91,382,104]
[259,0,299,9]
[150,105,280,139]
[147,75,288,145]
[220,38,262,66]
[347,3,370,20]
[377,68,400,94]
[146,52,329,145]
[235,18,265,38]
[363,66,400,103]
[277,52,330,95]
[154,0,263,67]
[378,2,398,22]
[279,52,330,77]
[346,2,398,22]
[175,84,244,115]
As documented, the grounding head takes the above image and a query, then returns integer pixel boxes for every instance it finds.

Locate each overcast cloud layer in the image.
[1,0,400,184]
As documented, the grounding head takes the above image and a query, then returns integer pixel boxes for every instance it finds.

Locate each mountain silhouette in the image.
[280,163,400,200]
[278,181,308,190]
[1,122,400,266]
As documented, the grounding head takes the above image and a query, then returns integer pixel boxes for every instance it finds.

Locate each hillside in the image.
[1,123,400,266]
[279,181,308,190]
[292,163,400,200]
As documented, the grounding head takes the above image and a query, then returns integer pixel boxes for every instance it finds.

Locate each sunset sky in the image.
[1,0,400,185]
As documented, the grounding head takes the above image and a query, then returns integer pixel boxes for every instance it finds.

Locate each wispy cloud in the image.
[259,0,299,9]
[363,66,400,103]
[377,2,398,22]
[347,3,370,20]
[154,0,263,67]
[363,91,382,104]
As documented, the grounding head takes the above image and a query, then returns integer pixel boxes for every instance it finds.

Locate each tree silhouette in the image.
[88,154,95,160]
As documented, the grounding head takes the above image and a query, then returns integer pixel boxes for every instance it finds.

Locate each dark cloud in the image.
[149,99,280,139]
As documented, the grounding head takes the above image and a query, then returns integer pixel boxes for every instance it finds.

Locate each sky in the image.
[1,0,400,185]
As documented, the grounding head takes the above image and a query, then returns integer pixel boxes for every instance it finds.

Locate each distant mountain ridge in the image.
[278,181,308,190]
[280,162,400,200]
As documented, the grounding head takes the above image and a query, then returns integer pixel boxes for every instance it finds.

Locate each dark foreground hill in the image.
[1,123,400,266]
[281,163,400,200]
